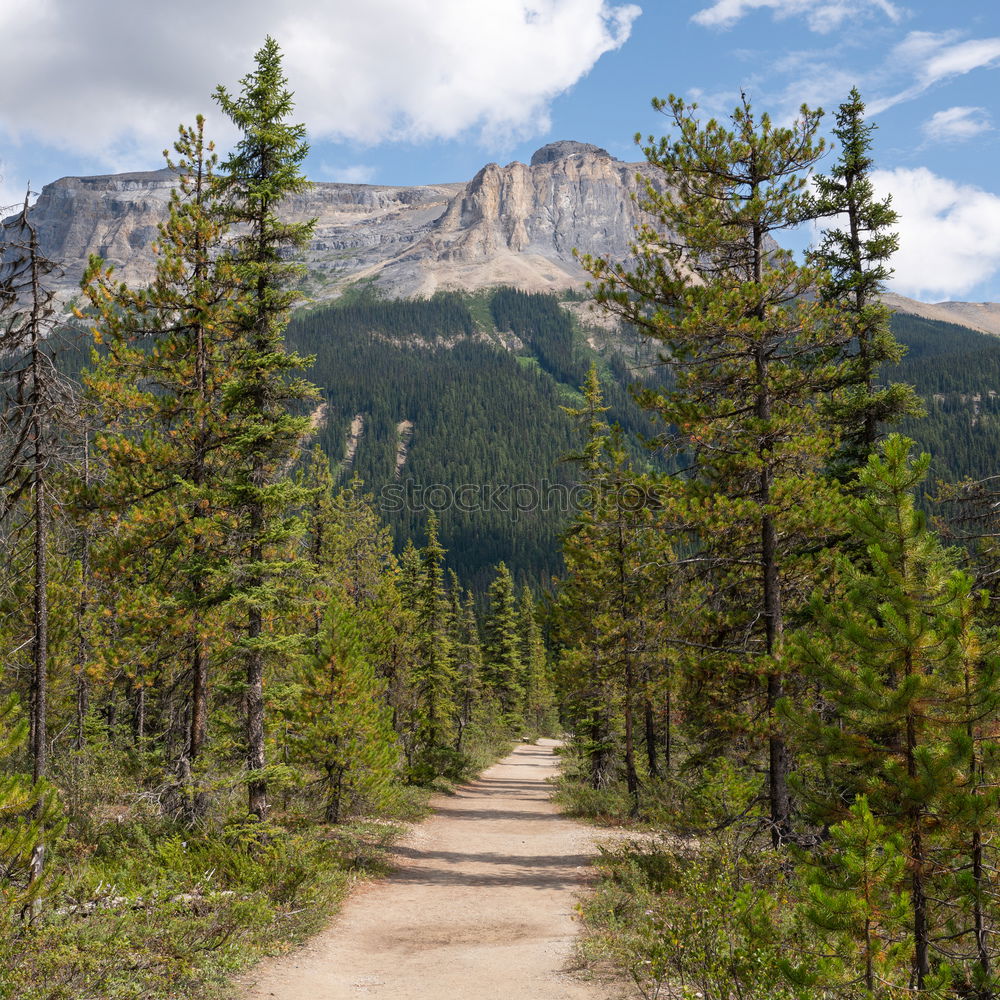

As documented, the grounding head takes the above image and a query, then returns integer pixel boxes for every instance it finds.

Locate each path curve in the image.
[239,739,624,1000]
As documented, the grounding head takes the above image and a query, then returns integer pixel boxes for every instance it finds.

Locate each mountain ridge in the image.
[15,141,997,332]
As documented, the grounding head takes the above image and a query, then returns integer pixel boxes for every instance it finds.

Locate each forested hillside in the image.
[0,43,559,997]
[890,312,1000,484]
[285,288,663,588]
[281,289,1000,587]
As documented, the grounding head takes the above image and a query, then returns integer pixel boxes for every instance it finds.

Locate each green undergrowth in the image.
[0,801,426,1000]
[579,832,802,1000]
[0,737,523,1000]
[555,744,807,1000]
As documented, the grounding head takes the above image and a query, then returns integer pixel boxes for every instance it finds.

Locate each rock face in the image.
[23,142,660,299]
[529,140,613,165]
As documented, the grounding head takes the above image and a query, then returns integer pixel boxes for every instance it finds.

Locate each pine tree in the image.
[290,593,398,823]
[300,444,337,649]
[519,585,556,738]
[807,88,920,477]
[787,435,1000,989]
[449,577,484,754]
[783,796,911,998]
[213,37,318,822]
[409,513,457,779]
[557,365,667,805]
[80,116,237,811]
[555,365,617,787]
[581,95,850,843]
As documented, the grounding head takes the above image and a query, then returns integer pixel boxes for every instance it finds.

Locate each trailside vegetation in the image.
[0,40,544,999]
[5,63,1000,1000]
[559,89,1000,999]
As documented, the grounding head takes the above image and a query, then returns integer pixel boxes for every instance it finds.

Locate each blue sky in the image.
[2,0,999,302]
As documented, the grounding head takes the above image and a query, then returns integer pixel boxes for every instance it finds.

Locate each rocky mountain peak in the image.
[529,141,613,166]
[16,141,658,300]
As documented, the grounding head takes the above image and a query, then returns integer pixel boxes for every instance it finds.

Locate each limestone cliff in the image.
[21,142,660,299]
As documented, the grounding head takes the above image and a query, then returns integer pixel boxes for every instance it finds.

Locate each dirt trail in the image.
[239,739,626,1000]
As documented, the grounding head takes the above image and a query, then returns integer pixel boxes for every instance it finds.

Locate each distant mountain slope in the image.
[285,295,1000,584]
[285,288,662,589]
[884,294,1000,338]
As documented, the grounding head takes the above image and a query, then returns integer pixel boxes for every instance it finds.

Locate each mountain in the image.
[882,293,1000,338]
[26,141,663,300]
[24,144,1000,585]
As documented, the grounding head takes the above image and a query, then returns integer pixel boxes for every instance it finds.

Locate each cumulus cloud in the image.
[0,0,640,168]
[922,106,992,143]
[873,167,1000,299]
[870,31,1000,113]
[691,0,901,32]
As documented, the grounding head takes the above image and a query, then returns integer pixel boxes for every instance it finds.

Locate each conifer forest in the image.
[5,37,1000,1000]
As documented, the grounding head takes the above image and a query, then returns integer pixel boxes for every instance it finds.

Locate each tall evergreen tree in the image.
[80,117,237,811]
[582,94,849,843]
[290,593,398,823]
[484,562,524,730]
[518,585,556,738]
[807,87,920,476]
[213,37,318,822]
[449,577,485,754]
[410,513,457,778]
[787,435,1000,989]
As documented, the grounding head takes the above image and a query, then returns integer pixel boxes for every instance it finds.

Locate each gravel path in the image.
[238,739,626,1000]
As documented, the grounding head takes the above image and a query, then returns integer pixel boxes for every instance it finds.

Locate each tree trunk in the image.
[31,468,47,785]
[190,639,207,761]
[643,700,659,778]
[907,711,929,988]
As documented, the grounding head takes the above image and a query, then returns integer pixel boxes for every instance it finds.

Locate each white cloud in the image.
[870,31,1000,113]
[319,164,378,184]
[922,106,992,143]
[0,0,640,169]
[873,167,1000,299]
[691,0,900,32]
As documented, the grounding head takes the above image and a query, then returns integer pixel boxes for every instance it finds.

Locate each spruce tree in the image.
[518,585,556,738]
[558,365,667,805]
[291,593,398,823]
[213,37,318,822]
[484,563,524,730]
[410,513,457,779]
[449,578,485,754]
[80,116,237,811]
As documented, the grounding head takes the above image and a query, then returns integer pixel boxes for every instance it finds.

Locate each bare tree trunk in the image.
[190,640,207,760]
[28,217,49,792]
[664,686,671,772]
[31,467,47,785]
[906,709,929,988]
[75,438,91,750]
[133,683,146,744]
